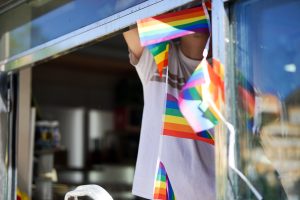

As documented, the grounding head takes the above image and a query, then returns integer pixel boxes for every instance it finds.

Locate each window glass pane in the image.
[0,0,147,60]
[232,0,300,199]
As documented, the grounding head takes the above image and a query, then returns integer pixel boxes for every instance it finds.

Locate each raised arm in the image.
[123,27,144,60]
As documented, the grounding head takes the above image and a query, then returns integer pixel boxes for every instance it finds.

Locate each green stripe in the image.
[148,42,168,55]
[140,19,208,37]
[174,19,208,30]
[165,108,183,117]
[189,87,202,100]
[157,174,166,181]
[203,109,218,125]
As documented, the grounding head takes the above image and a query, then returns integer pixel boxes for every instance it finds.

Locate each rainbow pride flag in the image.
[137,6,209,46]
[163,94,214,145]
[154,162,176,200]
[178,60,219,135]
[137,6,209,77]
[147,42,170,77]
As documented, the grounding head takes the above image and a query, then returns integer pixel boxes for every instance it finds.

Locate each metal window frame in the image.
[212,0,239,199]
[0,0,195,72]
[0,71,18,200]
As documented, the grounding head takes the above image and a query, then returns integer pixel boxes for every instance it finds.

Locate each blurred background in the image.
[31,34,143,200]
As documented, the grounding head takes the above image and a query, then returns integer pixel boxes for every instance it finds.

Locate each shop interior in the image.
[29,33,143,200]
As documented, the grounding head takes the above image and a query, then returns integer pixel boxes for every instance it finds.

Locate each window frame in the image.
[0,0,195,72]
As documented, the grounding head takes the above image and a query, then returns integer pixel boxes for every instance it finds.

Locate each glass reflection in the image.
[233,0,300,199]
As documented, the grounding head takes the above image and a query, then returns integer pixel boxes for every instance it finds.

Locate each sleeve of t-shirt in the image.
[128,48,156,85]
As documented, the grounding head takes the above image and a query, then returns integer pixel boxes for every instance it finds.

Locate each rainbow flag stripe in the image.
[163,94,214,145]
[208,59,225,108]
[154,162,176,200]
[148,42,170,77]
[178,61,219,136]
[236,69,255,131]
[137,6,209,46]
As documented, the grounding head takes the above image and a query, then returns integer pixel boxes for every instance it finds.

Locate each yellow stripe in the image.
[209,107,219,121]
[139,16,207,33]
[195,86,202,95]
[154,48,168,64]
[164,115,189,125]
[155,182,167,189]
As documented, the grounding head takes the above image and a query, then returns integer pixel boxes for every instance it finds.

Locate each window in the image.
[230,0,300,199]
[0,0,195,71]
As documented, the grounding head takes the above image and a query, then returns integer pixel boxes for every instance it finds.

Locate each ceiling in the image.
[34,32,135,76]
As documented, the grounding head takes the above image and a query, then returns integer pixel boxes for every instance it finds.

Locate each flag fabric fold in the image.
[137,6,210,77]
[147,42,170,77]
[137,6,209,47]
[178,60,219,138]
[153,162,176,200]
[163,93,214,144]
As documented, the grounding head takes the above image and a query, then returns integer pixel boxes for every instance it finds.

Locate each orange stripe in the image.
[154,188,166,195]
[154,191,166,198]
[163,129,215,145]
[208,62,225,104]
[157,58,168,76]
[164,122,194,133]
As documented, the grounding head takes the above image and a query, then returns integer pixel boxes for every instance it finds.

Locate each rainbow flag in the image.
[154,162,176,200]
[236,70,255,131]
[178,60,219,135]
[147,42,170,77]
[137,6,209,46]
[163,94,214,145]
[137,6,209,77]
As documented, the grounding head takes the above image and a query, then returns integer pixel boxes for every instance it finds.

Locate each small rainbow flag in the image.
[147,42,170,77]
[137,6,209,46]
[163,94,214,145]
[137,6,209,77]
[178,60,219,136]
[154,162,176,200]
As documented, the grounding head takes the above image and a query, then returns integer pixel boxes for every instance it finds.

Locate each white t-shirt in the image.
[129,42,215,200]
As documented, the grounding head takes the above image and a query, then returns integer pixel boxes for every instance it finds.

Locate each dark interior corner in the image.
[31,33,143,200]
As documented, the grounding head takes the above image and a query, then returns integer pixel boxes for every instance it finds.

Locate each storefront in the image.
[0,0,299,199]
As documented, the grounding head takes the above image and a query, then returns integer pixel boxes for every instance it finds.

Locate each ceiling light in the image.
[284,63,296,73]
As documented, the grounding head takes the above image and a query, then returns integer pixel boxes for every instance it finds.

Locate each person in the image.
[123,14,215,200]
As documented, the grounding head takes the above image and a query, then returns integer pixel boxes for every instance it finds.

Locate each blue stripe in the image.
[188,70,205,83]
[166,101,179,109]
[182,90,194,100]
[140,23,209,42]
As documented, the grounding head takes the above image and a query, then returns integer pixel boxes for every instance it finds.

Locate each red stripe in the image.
[140,11,206,28]
[157,58,168,77]
[163,129,214,145]
[238,86,255,116]
[139,7,205,24]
